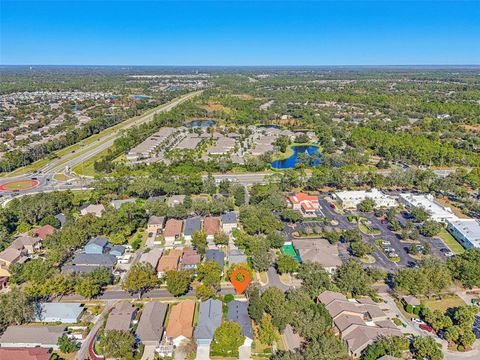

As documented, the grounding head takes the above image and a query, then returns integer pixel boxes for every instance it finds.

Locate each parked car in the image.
[412,318,425,324]
[419,324,434,333]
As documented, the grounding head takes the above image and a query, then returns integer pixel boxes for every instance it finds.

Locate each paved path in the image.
[76,300,114,360]
[283,324,303,351]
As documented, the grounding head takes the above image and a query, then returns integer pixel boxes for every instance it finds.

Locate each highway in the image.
[0,91,201,203]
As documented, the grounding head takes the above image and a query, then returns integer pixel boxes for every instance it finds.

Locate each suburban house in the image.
[183,216,202,241]
[136,301,168,346]
[34,302,84,323]
[221,212,238,234]
[288,192,320,217]
[139,247,164,268]
[110,198,136,210]
[34,224,55,240]
[0,348,52,360]
[402,295,421,309]
[194,299,223,345]
[11,235,41,254]
[182,248,201,271]
[227,249,247,265]
[227,300,254,346]
[109,244,126,257]
[206,249,225,269]
[163,219,183,245]
[156,249,182,277]
[80,204,105,217]
[105,301,137,332]
[165,299,195,347]
[84,237,109,254]
[204,217,220,241]
[167,195,186,207]
[292,238,342,274]
[317,291,402,357]
[0,325,66,349]
[147,216,165,235]
[63,253,117,274]
[0,247,27,268]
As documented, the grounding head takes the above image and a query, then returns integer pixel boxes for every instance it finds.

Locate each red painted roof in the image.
[35,224,55,240]
[288,192,319,205]
[0,348,51,360]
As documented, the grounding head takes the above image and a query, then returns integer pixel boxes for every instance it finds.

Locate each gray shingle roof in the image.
[0,325,66,346]
[194,299,223,341]
[136,302,168,343]
[86,237,108,248]
[206,249,224,268]
[221,212,238,224]
[184,216,202,236]
[71,253,116,267]
[227,300,253,339]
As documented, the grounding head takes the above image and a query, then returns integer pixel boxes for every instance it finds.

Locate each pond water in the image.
[271,145,322,169]
[256,124,279,129]
[189,119,217,127]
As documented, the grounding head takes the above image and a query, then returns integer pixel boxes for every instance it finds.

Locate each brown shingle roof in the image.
[34,225,55,240]
[203,217,220,236]
[157,255,180,273]
[105,301,136,332]
[163,219,183,237]
[166,300,195,340]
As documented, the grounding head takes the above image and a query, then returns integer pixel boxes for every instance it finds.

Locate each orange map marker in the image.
[230,268,251,294]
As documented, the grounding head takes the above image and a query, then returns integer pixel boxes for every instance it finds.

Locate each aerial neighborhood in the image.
[0,66,479,360]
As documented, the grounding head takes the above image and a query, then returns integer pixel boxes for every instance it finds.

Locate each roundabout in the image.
[0,179,40,191]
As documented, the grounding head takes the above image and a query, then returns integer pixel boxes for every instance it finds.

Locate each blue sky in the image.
[1,1,479,65]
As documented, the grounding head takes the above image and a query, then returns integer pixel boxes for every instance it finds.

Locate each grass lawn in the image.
[423,294,466,312]
[53,172,71,181]
[437,229,465,254]
[259,272,268,284]
[358,221,381,235]
[72,147,112,177]
[360,255,376,264]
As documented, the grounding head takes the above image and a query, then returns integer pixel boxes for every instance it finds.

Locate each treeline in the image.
[349,127,480,166]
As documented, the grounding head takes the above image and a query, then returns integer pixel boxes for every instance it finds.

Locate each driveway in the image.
[283,324,303,351]
[379,292,421,336]
[196,344,210,360]
[239,345,252,360]
[142,344,157,360]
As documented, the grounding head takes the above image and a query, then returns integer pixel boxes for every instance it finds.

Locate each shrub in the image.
[406,304,414,313]
[224,294,234,303]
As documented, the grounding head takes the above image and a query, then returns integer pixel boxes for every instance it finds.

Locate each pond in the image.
[256,124,279,129]
[189,119,217,127]
[271,145,322,169]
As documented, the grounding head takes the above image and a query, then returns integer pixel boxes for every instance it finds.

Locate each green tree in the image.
[361,336,409,360]
[358,198,376,212]
[280,209,303,224]
[459,329,476,348]
[448,248,480,288]
[276,254,299,274]
[232,185,246,206]
[210,321,245,357]
[303,332,347,360]
[191,230,208,254]
[350,242,374,257]
[75,276,101,299]
[262,287,293,331]
[58,335,79,353]
[214,230,229,246]
[99,330,135,359]
[197,260,222,290]
[258,313,279,345]
[122,263,158,298]
[248,286,265,324]
[295,262,334,298]
[0,288,34,330]
[195,284,217,301]
[420,220,443,237]
[266,231,285,248]
[334,260,373,296]
[410,207,430,222]
[292,303,332,341]
[413,336,443,360]
[165,270,192,297]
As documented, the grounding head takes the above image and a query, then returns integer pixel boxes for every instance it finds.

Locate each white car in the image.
[412,318,425,325]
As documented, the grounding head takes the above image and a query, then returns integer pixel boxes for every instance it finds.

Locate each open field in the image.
[423,294,466,312]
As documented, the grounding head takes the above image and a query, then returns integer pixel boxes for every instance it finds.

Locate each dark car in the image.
[439,248,450,253]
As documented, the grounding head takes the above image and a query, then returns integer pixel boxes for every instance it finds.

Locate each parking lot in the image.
[287,195,460,273]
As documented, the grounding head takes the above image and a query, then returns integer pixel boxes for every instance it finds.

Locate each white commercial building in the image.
[335,188,398,209]
[447,219,480,249]
[399,193,457,223]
